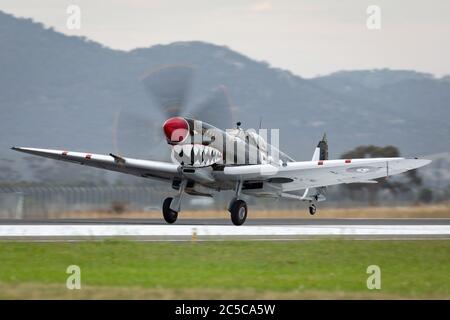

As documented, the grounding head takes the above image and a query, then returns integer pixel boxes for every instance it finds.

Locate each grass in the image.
[0,240,449,299]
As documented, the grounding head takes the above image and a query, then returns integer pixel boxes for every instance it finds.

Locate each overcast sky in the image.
[1,0,449,78]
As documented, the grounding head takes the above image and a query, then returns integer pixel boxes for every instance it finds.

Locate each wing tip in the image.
[410,157,432,168]
[11,147,38,154]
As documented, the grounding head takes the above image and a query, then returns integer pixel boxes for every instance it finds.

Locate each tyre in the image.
[308,204,317,215]
[162,197,178,224]
[229,199,248,226]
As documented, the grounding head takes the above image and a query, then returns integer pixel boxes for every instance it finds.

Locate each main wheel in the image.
[162,197,178,224]
[229,199,248,226]
[308,204,317,215]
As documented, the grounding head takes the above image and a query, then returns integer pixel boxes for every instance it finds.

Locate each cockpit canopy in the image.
[227,128,268,152]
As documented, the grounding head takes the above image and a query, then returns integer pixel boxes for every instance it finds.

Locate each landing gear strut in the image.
[308,203,317,215]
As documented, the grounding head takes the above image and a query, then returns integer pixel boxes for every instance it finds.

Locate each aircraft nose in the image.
[162,117,189,144]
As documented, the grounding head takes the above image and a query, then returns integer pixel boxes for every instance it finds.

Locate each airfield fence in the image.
[0,184,428,219]
[0,186,169,219]
[0,185,308,219]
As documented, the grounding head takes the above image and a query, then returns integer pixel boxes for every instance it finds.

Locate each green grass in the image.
[0,240,449,299]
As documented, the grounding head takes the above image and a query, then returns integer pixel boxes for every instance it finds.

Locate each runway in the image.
[2,218,450,225]
[0,218,449,240]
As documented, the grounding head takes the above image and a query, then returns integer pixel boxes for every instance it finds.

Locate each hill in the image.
[0,11,448,182]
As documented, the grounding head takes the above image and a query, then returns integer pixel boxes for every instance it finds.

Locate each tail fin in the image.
[303,134,328,202]
[311,133,328,161]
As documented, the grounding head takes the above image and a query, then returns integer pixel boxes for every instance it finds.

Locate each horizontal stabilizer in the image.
[345,180,378,184]
[301,186,326,202]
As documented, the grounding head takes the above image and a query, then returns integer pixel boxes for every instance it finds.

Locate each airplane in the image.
[10,66,431,225]
[11,116,431,225]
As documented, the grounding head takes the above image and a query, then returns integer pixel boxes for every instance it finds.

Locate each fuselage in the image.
[163,117,293,168]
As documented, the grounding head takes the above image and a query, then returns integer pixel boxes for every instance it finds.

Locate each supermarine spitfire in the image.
[12,66,431,225]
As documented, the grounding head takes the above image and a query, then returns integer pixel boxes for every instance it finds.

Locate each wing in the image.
[221,157,431,195]
[12,147,180,181]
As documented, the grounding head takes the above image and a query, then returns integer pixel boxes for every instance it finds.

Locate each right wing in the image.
[12,147,180,181]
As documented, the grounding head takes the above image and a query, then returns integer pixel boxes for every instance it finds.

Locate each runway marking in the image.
[1,224,449,240]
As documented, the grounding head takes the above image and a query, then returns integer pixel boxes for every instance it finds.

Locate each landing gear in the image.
[162,180,187,224]
[162,197,178,224]
[308,204,317,215]
[228,181,247,226]
[229,199,248,226]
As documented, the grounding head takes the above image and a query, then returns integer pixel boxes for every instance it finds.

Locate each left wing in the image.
[221,157,431,194]
[12,147,180,181]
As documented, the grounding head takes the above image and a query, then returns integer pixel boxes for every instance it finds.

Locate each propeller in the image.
[113,65,237,160]
[141,65,194,119]
[190,85,235,129]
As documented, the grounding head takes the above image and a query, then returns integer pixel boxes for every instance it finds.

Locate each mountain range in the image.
[0,10,449,182]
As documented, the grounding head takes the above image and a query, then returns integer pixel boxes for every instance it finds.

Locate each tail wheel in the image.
[229,199,248,226]
[162,197,178,224]
[309,204,317,215]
